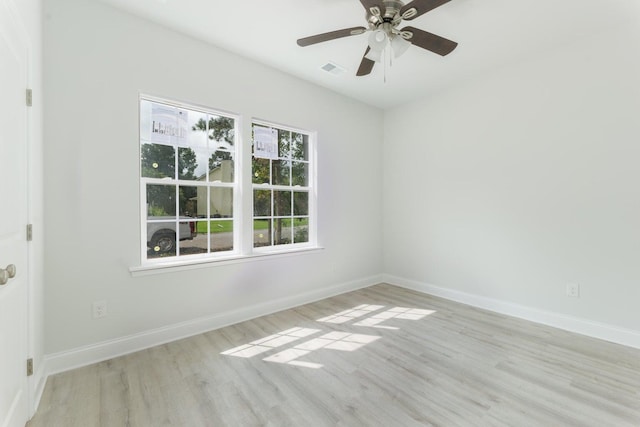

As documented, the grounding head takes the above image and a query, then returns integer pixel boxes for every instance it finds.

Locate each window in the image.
[252,123,311,248]
[140,97,237,261]
[139,96,315,265]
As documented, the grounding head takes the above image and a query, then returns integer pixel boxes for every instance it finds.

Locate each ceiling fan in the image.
[297,0,458,76]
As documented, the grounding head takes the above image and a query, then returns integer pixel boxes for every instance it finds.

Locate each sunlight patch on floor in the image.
[263,332,381,368]
[221,304,435,369]
[221,327,320,358]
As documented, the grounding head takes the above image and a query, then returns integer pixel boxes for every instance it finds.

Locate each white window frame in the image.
[135,95,318,272]
[251,119,318,254]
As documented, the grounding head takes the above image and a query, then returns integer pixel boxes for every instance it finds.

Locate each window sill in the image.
[129,246,324,277]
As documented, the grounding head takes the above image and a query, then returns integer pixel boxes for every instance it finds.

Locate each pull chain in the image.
[384,44,388,83]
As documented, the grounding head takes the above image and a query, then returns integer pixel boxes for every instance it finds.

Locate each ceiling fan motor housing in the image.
[367,0,404,29]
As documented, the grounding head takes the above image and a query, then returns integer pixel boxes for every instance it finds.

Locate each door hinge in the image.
[26,89,33,107]
[27,358,33,376]
[26,224,33,241]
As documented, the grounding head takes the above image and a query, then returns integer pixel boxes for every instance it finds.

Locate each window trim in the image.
[130,247,325,277]
[135,95,318,272]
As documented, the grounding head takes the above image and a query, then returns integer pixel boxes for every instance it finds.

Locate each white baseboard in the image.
[30,363,47,418]
[383,274,640,350]
[44,274,382,376]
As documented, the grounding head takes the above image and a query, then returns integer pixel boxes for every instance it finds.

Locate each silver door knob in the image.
[0,264,16,285]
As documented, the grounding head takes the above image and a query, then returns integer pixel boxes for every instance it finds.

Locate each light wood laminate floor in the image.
[29,284,640,426]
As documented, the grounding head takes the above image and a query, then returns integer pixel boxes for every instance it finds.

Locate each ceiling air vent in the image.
[321,62,346,76]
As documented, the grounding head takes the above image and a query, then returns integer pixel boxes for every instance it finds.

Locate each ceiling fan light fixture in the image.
[391,34,411,58]
[368,29,388,52]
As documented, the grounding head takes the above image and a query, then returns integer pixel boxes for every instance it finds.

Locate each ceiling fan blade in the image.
[356,47,375,76]
[359,0,382,13]
[402,26,457,56]
[400,0,451,21]
[297,27,367,47]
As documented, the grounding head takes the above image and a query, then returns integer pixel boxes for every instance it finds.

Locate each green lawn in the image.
[196,218,308,234]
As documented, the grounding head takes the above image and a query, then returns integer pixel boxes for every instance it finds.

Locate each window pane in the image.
[274,218,292,245]
[294,219,309,244]
[178,147,207,180]
[147,221,178,258]
[254,219,271,247]
[208,115,235,151]
[291,132,308,161]
[147,184,176,217]
[272,160,290,186]
[141,143,175,179]
[278,129,290,158]
[210,187,233,218]
[254,190,271,217]
[178,221,205,256]
[293,191,308,216]
[210,219,234,252]
[274,191,292,216]
[208,151,234,183]
[252,158,270,184]
[291,162,308,187]
[179,185,198,217]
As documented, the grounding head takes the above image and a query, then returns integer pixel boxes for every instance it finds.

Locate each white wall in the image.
[43,0,383,358]
[384,21,640,335]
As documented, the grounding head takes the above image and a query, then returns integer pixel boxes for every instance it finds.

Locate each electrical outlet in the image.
[92,300,107,318]
[566,283,580,298]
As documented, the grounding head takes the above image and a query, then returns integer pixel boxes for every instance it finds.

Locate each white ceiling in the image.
[97,0,638,109]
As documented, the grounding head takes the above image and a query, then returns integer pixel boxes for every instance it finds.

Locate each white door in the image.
[0,1,30,426]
